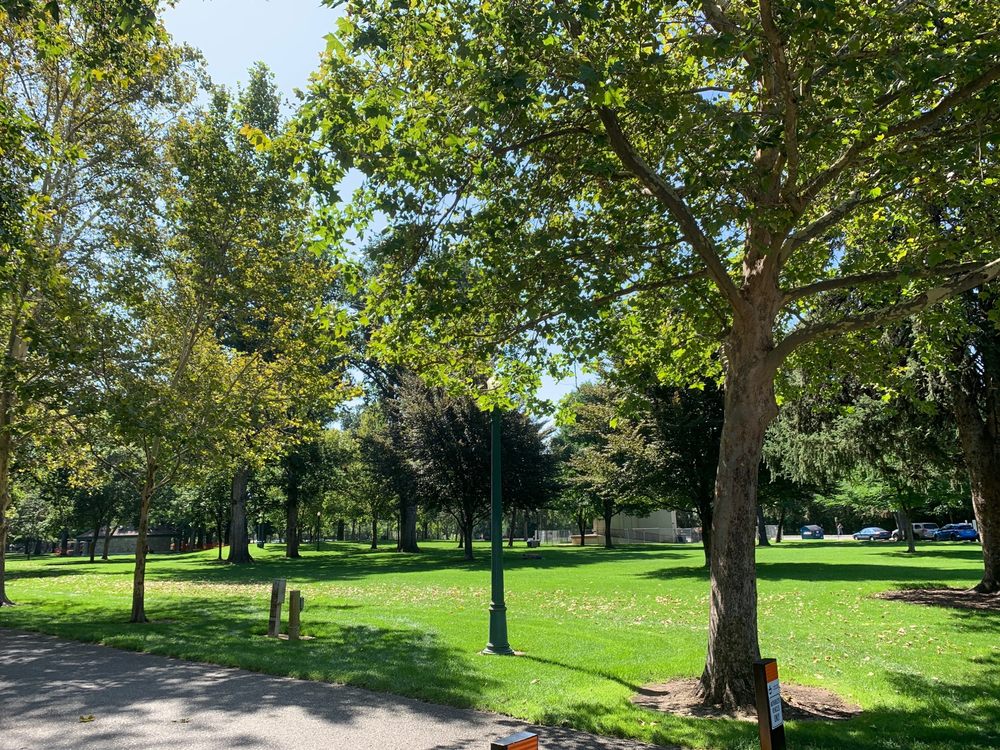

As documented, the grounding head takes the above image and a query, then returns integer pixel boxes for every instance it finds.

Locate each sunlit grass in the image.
[3,540,997,749]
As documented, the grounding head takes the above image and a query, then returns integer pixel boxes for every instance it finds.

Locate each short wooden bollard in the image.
[490,730,538,750]
[288,589,303,641]
[753,658,786,750]
[267,579,287,637]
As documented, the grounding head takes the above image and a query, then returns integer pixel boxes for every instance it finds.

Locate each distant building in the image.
[593,509,684,544]
[73,526,175,556]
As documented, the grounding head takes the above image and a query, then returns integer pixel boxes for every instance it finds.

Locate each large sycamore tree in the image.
[306,1,1000,707]
[0,0,187,606]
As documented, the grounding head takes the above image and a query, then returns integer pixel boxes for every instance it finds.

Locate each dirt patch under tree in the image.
[877,587,1000,612]
[632,679,862,722]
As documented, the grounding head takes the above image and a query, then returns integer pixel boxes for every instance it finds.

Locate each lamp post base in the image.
[482,644,516,655]
[483,604,514,655]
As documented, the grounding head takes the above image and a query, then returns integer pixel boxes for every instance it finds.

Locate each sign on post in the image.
[267,578,287,637]
[753,658,786,750]
[490,731,538,750]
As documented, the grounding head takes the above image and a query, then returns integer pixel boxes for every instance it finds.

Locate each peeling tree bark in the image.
[698,295,779,710]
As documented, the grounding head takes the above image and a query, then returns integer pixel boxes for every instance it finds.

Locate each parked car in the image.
[890,523,939,541]
[931,523,980,542]
[853,527,891,541]
[800,524,824,539]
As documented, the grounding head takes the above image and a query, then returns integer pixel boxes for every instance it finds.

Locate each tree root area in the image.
[878,587,1000,611]
[631,679,861,722]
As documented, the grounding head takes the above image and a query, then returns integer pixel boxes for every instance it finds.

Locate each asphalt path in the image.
[0,629,672,750]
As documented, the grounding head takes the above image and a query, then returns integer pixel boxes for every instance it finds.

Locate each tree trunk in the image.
[397,498,420,552]
[227,466,253,564]
[370,516,378,550]
[698,317,778,710]
[215,516,224,560]
[337,519,345,541]
[507,507,517,548]
[952,372,1000,593]
[698,495,713,567]
[285,485,300,559]
[130,468,156,623]
[462,516,474,561]
[756,505,770,546]
[901,510,916,554]
[602,500,614,549]
[577,513,587,546]
[90,524,100,563]
[0,394,14,606]
[776,509,785,543]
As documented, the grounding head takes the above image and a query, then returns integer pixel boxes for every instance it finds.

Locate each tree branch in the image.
[782,261,985,305]
[509,271,709,336]
[489,126,593,156]
[769,255,1000,367]
[596,107,747,317]
[798,64,1000,209]
[778,183,905,263]
[701,1,741,36]
[759,0,799,190]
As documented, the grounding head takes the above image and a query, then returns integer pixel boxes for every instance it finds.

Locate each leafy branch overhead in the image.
[305,0,1000,396]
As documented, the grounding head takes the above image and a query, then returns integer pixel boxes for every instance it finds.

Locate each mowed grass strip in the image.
[2,541,997,750]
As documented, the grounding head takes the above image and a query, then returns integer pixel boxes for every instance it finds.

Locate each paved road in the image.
[0,630,671,750]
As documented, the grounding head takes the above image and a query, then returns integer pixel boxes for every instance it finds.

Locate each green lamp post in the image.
[483,406,514,655]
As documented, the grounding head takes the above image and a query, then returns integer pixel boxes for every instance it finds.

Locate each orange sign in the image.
[490,731,538,750]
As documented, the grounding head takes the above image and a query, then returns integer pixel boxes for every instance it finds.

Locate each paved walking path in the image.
[0,630,670,750]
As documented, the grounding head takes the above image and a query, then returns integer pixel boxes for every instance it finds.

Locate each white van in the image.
[891,523,939,541]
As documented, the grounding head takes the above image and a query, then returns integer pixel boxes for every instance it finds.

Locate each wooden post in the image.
[267,578,286,637]
[288,589,302,641]
[490,731,538,750]
[753,658,786,750]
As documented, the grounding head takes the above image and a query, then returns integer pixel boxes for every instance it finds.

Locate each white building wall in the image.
[593,509,679,543]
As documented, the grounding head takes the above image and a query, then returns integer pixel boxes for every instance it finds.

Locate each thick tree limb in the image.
[778,184,905,263]
[701,1,741,36]
[782,261,984,304]
[768,255,1000,367]
[759,0,799,190]
[596,107,747,318]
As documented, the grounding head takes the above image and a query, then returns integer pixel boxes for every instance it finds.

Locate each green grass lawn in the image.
[2,541,997,749]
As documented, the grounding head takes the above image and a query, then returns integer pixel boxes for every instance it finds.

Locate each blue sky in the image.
[163,0,583,407]
[163,0,336,101]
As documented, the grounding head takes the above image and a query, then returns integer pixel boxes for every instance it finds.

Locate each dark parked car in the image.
[800,525,824,539]
[931,524,980,542]
[853,527,891,541]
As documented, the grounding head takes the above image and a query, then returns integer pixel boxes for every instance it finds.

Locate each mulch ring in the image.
[632,679,862,722]
[877,587,1000,612]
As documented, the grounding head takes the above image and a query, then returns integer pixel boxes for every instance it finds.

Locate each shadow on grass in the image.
[640,547,985,586]
[777,659,1000,750]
